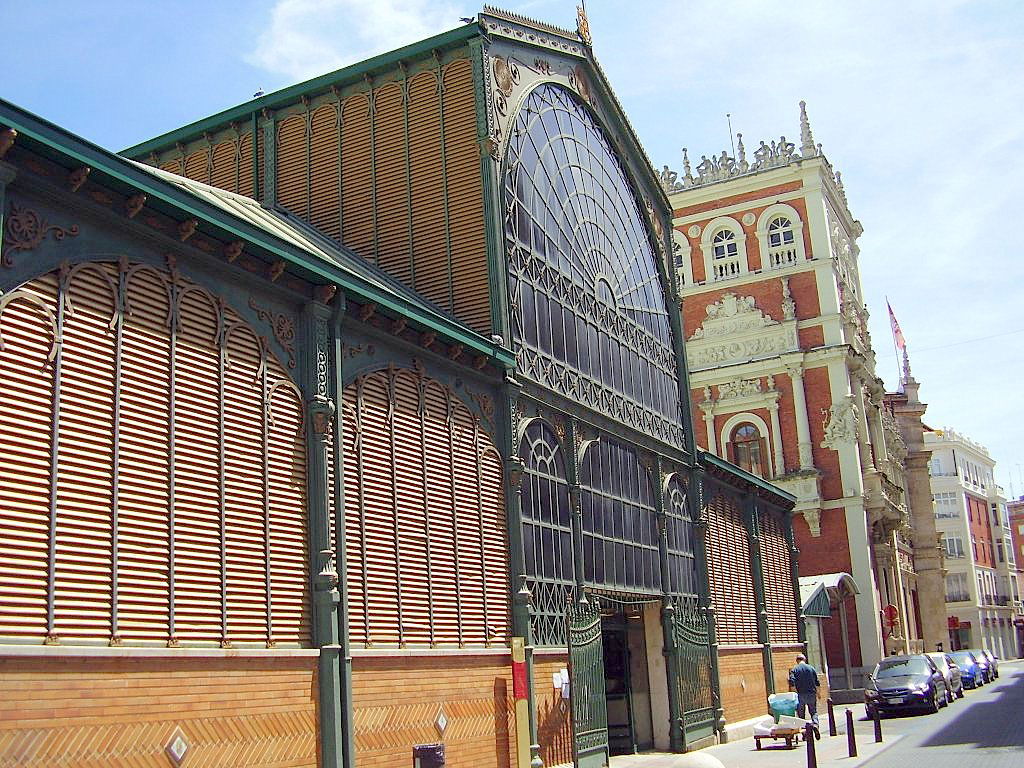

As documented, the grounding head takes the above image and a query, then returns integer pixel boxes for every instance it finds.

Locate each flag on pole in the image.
[887,300,906,350]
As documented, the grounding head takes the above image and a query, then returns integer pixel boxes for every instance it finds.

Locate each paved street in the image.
[862,659,1024,768]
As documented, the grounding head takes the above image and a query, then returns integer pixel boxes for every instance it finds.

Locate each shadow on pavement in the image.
[920,669,1024,750]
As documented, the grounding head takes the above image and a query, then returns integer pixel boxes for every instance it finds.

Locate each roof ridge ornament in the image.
[799,100,817,157]
[576,4,592,46]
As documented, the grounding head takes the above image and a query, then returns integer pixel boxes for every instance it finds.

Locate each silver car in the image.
[926,652,964,703]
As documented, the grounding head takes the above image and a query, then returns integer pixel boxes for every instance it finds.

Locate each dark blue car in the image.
[949,650,985,689]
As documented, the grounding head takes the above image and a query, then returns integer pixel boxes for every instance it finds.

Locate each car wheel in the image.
[956,685,965,699]
[926,689,940,714]
[943,688,951,707]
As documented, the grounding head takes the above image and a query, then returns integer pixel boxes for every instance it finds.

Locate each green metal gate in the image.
[669,600,716,747]
[568,598,609,768]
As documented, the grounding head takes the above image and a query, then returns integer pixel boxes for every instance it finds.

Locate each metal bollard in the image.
[873,706,882,743]
[804,722,818,768]
[827,698,837,737]
[846,708,857,757]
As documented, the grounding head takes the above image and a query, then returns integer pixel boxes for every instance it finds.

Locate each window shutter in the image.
[374,82,411,286]
[759,512,798,643]
[276,114,309,219]
[340,93,374,259]
[310,103,341,241]
[0,274,59,638]
[706,490,757,644]
[408,70,447,308]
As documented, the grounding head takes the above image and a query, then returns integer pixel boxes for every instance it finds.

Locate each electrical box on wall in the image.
[413,743,445,768]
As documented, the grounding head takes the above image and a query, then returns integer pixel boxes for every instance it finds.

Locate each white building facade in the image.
[927,428,1019,657]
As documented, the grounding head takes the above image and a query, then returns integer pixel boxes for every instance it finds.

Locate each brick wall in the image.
[717,648,769,723]
[0,652,318,766]
[351,652,515,768]
[533,655,573,768]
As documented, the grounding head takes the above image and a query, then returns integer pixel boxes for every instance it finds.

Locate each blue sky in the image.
[5,0,1024,494]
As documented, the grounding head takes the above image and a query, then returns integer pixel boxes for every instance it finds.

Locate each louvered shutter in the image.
[407,71,447,308]
[0,275,59,638]
[276,114,309,218]
[309,104,341,241]
[423,381,458,643]
[53,265,117,641]
[340,93,374,259]
[340,397,367,643]
[707,490,758,644]
[118,266,173,642]
[222,319,268,644]
[374,82,411,286]
[392,370,430,645]
[267,372,310,645]
[443,59,490,334]
[183,149,209,184]
[480,448,509,642]
[209,139,238,193]
[173,286,223,643]
[759,512,798,643]
[238,132,256,199]
[453,409,484,644]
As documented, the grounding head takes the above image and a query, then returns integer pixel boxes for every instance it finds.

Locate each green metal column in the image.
[501,384,543,767]
[303,296,345,767]
[566,418,586,606]
[327,295,356,768]
[744,493,775,696]
[261,111,276,206]
[655,458,685,752]
[689,459,723,737]
[784,510,808,656]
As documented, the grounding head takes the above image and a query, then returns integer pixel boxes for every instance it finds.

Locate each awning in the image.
[799,573,859,618]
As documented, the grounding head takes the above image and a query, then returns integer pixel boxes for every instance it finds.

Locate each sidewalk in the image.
[609,703,900,767]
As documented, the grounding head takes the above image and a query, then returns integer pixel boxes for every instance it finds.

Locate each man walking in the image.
[789,653,820,725]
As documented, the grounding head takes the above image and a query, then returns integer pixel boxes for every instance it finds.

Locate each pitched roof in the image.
[0,97,513,367]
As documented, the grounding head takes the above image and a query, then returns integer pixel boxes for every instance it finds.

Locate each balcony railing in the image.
[945,592,970,602]
[766,245,800,269]
[712,256,743,281]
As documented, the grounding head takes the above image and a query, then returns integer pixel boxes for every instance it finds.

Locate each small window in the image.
[767,216,795,248]
[731,423,766,478]
[712,229,738,261]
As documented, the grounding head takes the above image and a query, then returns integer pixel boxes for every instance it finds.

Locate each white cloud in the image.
[247,0,465,82]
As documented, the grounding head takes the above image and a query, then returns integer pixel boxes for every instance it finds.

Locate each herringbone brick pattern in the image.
[0,710,316,768]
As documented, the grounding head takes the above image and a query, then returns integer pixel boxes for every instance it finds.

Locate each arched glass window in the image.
[731,424,766,477]
[712,229,738,261]
[503,83,684,449]
[580,439,661,593]
[666,476,698,598]
[767,216,795,249]
[519,421,574,646]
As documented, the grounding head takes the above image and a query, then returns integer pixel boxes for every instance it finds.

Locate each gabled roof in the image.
[799,573,859,617]
[700,450,796,507]
[0,98,513,366]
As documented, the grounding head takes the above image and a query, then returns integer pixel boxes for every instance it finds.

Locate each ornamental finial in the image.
[682,147,693,183]
[576,5,592,45]
[736,132,747,171]
[799,100,817,157]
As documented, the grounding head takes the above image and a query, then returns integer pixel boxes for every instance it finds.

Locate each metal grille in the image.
[705,486,758,644]
[503,83,685,449]
[568,598,609,767]
[580,439,661,594]
[759,510,799,643]
[519,420,575,647]
[670,598,716,744]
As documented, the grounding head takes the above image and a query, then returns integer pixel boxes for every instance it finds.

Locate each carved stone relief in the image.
[820,395,858,450]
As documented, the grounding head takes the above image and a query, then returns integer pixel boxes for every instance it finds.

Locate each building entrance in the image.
[601,603,655,755]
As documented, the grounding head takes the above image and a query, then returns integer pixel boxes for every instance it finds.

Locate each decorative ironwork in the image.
[503,84,685,450]
[670,599,716,744]
[666,476,698,597]
[568,598,609,767]
[248,296,297,369]
[2,203,79,265]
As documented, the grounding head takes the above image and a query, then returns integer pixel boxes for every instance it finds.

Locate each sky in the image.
[4,0,1024,495]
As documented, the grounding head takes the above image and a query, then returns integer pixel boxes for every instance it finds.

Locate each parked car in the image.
[949,650,985,689]
[967,648,995,683]
[979,649,999,679]
[865,654,946,717]
[926,652,964,702]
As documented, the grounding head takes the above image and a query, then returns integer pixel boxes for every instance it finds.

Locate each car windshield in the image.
[950,652,974,666]
[927,655,948,670]
[876,658,930,678]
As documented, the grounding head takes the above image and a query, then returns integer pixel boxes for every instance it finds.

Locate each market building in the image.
[0,8,801,768]
[926,427,1018,656]
[661,105,944,691]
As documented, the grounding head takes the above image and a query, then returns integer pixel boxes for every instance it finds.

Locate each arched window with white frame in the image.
[756,203,806,270]
[719,412,775,479]
[699,217,747,282]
